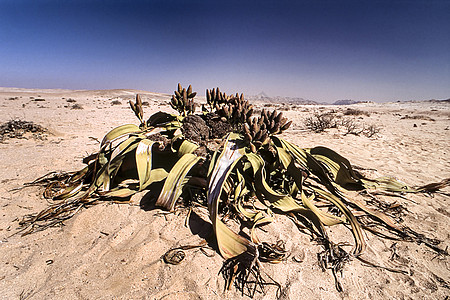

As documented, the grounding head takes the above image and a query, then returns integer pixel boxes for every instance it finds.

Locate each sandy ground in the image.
[0,88,449,299]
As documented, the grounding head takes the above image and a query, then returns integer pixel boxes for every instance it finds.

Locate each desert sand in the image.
[0,87,449,299]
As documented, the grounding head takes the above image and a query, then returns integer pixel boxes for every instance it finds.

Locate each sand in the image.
[0,88,449,299]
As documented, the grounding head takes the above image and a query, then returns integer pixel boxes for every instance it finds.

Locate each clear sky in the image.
[1,0,449,102]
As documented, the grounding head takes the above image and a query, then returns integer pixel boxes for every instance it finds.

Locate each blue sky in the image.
[1,0,449,102]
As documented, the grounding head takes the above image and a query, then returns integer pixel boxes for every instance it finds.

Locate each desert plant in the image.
[304,112,336,132]
[170,83,196,116]
[401,114,435,121]
[343,108,370,117]
[18,84,448,296]
[71,103,83,110]
[340,118,381,137]
[342,118,365,136]
[363,124,381,137]
[0,120,48,142]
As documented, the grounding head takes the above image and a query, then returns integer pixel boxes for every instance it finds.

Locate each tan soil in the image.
[0,87,448,299]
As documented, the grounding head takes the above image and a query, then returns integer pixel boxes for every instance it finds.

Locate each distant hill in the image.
[332,99,374,105]
[333,98,450,105]
[248,92,318,105]
[425,98,450,103]
[255,91,269,99]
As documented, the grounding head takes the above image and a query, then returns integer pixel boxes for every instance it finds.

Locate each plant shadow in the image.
[139,185,218,252]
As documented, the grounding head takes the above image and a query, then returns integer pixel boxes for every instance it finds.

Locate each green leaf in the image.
[148,168,169,183]
[310,187,366,255]
[156,153,200,211]
[362,176,416,193]
[207,134,254,259]
[100,188,137,198]
[135,139,154,190]
[101,124,141,146]
[53,183,83,200]
[104,136,141,191]
[177,139,199,157]
[147,111,178,127]
[307,146,363,189]
[245,152,328,239]
[301,191,344,226]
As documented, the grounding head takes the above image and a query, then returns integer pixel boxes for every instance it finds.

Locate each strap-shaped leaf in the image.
[246,152,326,238]
[146,111,177,127]
[301,191,344,226]
[53,183,83,200]
[143,168,169,188]
[274,147,345,226]
[110,136,141,163]
[307,146,417,193]
[234,171,257,219]
[361,176,416,193]
[103,136,141,191]
[208,134,244,208]
[215,219,253,259]
[274,137,309,169]
[231,170,274,244]
[100,188,137,198]
[207,134,254,259]
[135,139,154,190]
[310,187,366,255]
[156,153,200,211]
[307,146,363,189]
[250,211,274,244]
[101,124,141,146]
[278,138,338,194]
[178,139,199,157]
[206,133,227,178]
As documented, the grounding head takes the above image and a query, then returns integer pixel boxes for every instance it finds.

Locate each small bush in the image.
[341,118,364,136]
[66,98,76,103]
[341,118,381,137]
[363,124,381,138]
[111,100,122,105]
[343,108,370,117]
[304,113,336,132]
[401,115,435,121]
[71,104,84,110]
[0,119,48,142]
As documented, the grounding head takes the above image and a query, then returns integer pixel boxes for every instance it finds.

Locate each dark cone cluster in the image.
[170,83,197,116]
[205,88,254,131]
[129,94,145,126]
[243,118,270,153]
[168,84,292,153]
[259,109,292,135]
[216,93,253,127]
[243,109,292,153]
[205,87,228,111]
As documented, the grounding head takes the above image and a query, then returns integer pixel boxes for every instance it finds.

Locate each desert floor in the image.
[0,87,449,299]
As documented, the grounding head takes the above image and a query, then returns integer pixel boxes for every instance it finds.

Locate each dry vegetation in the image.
[303,110,381,138]
[0,119,48,142]
[0,87,449,299]
[70,103,84,110]
[13,85,449,298]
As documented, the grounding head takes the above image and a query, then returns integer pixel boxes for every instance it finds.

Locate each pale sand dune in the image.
[0,89,449,299]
